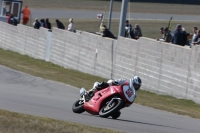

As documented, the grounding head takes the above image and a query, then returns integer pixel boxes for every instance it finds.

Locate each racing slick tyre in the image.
[111,111,121,119]
[99,99,123,118]
[72,99,85,113]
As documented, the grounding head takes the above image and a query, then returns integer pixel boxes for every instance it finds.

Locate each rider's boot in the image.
[88,87,97,97]
[88,81,109,97]
[88,82,99,97]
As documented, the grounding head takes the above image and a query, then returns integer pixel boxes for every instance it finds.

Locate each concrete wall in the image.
[0,22,200,104]
[0,21,49,60]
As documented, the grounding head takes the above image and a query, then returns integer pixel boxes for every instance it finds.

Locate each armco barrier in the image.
[0,22,200,104]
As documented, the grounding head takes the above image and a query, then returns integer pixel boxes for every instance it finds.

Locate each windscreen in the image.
[12,3,19,17]
[3,1,12,16]
[0,0,2,16]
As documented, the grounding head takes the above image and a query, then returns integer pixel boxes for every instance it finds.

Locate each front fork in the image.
[106,97,121,107]
[80,93,92,103]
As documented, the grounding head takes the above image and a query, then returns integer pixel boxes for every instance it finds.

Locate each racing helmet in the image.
[131,76,142,91]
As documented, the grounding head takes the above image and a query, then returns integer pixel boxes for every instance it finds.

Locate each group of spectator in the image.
[124,20,142,40]
[33,18,51,30]
[32,18,75,32]
[6,6,30,26]
[7,13,18,26]
[55,18,76,32]
[32,18,75,33]
[100,20,143,40]
[156,24,199,48]
[9,5,199,46]
[6,5,75,33]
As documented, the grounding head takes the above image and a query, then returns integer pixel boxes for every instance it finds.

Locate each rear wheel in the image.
[99,99,123,118]
[72,99,85,113]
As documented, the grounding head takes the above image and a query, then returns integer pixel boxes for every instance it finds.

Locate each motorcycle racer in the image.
[88,76,142,105]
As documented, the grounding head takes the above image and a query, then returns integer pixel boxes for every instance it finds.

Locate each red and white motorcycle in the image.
[72,82,135,119]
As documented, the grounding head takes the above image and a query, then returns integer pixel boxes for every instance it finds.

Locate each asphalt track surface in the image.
[30,9,200,21]
[1,65,200,133]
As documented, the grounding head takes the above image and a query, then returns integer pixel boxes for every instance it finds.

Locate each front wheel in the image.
[72,99,85,113]
[111,111,121,119]
[99,99,123,118]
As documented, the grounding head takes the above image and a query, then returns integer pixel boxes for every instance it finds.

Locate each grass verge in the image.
[28,18,199,39]
[22,0,200,15]
[0,109,123,133]
[0,48,200,119]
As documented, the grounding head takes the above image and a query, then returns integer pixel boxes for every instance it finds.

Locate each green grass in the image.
[22,0,200,15]
[0,109,123,133]
[136,90,200,118]
[0,48,200,120]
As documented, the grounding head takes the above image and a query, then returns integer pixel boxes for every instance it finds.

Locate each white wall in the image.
[0,22,49,60]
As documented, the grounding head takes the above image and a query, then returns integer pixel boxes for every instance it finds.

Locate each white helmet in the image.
[131,76,142,91]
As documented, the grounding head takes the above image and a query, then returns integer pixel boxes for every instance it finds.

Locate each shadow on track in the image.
[81,113,182,130]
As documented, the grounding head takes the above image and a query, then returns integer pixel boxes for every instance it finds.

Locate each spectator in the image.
[10,14,18,26]
[67,18,75,32]
[55,19,65,30]
[124,20,135,39]
[172,24,184,46]
[101,25,116,39]
[192,30,200,45]
[189,27,198,48]
[7,13,11,24]
[134,24,142,39]
[33,18,40,29]
[156,27,165,41]
[40,19,46,28]
[163,27,173,43]
[46,18,52,30]
[21,6,31,25]
[181,27,190,46]
[3,6,6,16]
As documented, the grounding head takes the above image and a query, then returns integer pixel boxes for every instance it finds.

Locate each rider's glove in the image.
[107,80,114,86]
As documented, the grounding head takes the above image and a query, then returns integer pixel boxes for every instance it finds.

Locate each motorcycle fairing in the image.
[122,85,135,103]
[84,86,121,115]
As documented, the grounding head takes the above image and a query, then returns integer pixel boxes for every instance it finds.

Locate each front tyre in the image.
[72,99,85,113]
[111,111,121,119]
[99,99,123,118]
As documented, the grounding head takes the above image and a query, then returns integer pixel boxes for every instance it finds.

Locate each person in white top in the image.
[190,27,198,48]
[67,18,75,32]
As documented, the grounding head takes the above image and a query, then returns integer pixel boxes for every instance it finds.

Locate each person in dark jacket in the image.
[101,25,116,39]
[10,15,18,26]
[33,18,41,29]
[134,24,142,39]
[40,19,46,28]
[172,24,184,46]
[46,18,51,30]
[181,27,190,46]
[124,20,135,39]
[163,27,173,43]
[56,19,65,30]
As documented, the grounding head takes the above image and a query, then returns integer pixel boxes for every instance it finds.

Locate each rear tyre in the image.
[72,99,85,113]
[99,99,123,118]
[111,111,121,119]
